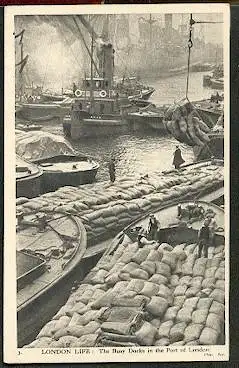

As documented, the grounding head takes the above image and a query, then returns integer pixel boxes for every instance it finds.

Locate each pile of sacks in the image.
[25,238,225,348]
[17,163,224,245]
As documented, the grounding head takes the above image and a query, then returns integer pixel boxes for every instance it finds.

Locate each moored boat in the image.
[16,99,72,123]
[34,154,99,192]
[25,200,225,348]
[210,78,224,90]
[16,123,43,132]
[16,155,43,198]
[17,213,87,347]
[16,131,100,192]
[203,64,224,90]
[63,98,129,139]
[126,109,165,133]
[193,132,224,162]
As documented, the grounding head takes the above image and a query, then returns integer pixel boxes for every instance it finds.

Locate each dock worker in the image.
[137,228,156,248]
[108,157,116,183]
[205,211,217,247]
[173,146,185,170]
[198,218,211,258]
[72,83,77,94]
[148,214,160,241]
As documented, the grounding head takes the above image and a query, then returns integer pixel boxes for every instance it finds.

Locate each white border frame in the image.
[4,3,230,363]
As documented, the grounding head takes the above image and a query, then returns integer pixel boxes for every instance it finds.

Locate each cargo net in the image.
[25,237,225,348]
[163,98,222,148]
[163,13,224,149]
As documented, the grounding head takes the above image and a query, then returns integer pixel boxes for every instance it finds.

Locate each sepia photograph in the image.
[4,3,229,363]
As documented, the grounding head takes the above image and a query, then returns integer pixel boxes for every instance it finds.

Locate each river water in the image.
[44,72,215,181]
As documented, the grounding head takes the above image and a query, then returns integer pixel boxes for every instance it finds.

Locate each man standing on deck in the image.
[198,218,211,258]
[148,214,160,241]
[73,83,77,95]
[173,146,185,170]
[108,157,116,183]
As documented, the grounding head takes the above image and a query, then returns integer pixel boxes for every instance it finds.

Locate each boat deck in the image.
[16,156,42,180]
[126,200,224,236]
[17,214,86,310]
[40,160,98,173]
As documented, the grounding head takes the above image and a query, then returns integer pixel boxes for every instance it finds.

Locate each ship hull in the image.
[17,250,102,347]
[127,113,165,133]
[193,134,224,161]
[33,154,99,193]
[63,116,129,139]
[16,156,43,199]
[16,103,71,122]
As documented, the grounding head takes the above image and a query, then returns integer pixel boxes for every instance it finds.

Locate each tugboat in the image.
[16,131,100,192]
[16,212,87,347]
[62,15,154,139]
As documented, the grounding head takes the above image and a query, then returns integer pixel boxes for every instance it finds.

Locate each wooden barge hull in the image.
[33,154,99,193]
[17,216,90,347]
[16,156,43,199]
[193,134,224,162]
[17,174,42,199]
[64,117,129,139]
[40,166,98,193]
[126,113,165,133]
[16,103,71,122]
[17,250,102,347]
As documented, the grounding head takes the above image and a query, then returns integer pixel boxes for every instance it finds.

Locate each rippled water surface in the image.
[43,72,215,181]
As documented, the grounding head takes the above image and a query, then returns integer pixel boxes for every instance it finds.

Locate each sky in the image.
[15,13,224,92]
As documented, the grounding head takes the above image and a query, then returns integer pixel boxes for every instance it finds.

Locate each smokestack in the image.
[165,14,173,30]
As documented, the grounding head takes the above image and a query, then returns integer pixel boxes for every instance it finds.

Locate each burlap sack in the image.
[135,321,157,346]
[199,327,219,345]
[184,323,204,342]
[146,296,169,317]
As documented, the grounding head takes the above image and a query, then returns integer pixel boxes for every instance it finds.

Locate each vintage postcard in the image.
[4,3,229,363]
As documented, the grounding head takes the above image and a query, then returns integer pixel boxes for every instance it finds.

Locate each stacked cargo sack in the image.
[25,235,225,348]
[17,164,223,245]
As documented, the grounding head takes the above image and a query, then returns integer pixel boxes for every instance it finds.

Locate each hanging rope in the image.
[185,14,193,99]
[185,14,223,101]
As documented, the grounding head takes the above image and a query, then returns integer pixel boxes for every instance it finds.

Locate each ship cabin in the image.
[82,77,111,91]
[71,97,124,119]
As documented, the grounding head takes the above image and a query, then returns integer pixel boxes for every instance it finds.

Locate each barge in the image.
[16,131,100,192]
[17,213,87,347]
[24,200,225,348]
[16,155,43,199]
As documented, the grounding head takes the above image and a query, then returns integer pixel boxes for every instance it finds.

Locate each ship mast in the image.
[15,30,29,101]
[90,29,94,113]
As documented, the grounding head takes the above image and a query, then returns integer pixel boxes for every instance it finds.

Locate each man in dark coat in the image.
[147,214,160,241]
[108,158,116,183]
[72,83,77,94]
[173,146,185,170]
[198,218,211,258]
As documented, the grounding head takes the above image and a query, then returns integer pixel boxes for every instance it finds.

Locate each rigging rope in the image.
[42,37,54,90]
[180,13,223,157]
[185,14,193,99]
[185,14,223,102]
